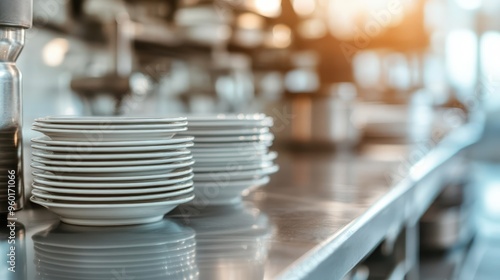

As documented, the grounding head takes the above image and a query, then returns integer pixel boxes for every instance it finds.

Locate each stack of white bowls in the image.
[178,114,279,205]
[29,117,195,226]
[33,220,199,280]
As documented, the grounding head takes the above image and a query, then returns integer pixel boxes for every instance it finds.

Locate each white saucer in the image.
[32,154,193,167]
[193,165,279,180]
[194,151,277,164]
[192,142,271,149]
[33,173,194,189]
[193,161,274,172]
[32,186,194,202]
[30,194,194,226]
[32,149,190,160]
[178,127,269,136]
[32,180,194,195]
[192,177,270,205]
[35,116,187,124]
[33,121,188,130]
[186,114,273,127]
[32,142,194,153]
[32,167,193,182]
[31,159,195,174]
[32,126,187,141]
[192,133,274,143]
[32,136,194,147]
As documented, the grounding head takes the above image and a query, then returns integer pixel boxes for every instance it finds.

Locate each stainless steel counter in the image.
[4,122,482,280]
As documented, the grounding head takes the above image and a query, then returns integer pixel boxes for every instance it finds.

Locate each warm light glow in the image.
[248,0,281,17]
[42,38,69,67]
[268,24,292,48]
[455,0,482,10]
[327,0,406,40]
[237,13,265,29]
[297,19,327,39]
[292,0,316,17]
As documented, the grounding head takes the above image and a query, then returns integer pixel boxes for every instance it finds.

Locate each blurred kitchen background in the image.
[17,0,500,278]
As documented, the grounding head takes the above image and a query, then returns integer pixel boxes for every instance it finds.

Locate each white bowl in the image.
[191,177,270,205]
[30,194,194,226]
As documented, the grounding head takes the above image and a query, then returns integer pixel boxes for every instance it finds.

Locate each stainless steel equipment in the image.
[0,0,32,213]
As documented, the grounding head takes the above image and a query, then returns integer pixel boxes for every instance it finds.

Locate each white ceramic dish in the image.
[32,126,187,141]
[30,194,194,226]
[186,114,273,127]
[33,173,194,189]
[192,142,271,149]
[36,116,187,124]
[32,180,194,195]
[194,151,277,164]
[193,161,274,172]
[192,133,274,143]
[192,176,270,205]
[32,167,193,182]
[31,159,195,174]
[32,154,193,167]
[31,142,194,153]
[33,121,188,130]
[178,127,269,136]
[32,136,194,147]
[32,186,194,202]
[193,165,279,180]
[32,149,191,160]
[191,149,267,158]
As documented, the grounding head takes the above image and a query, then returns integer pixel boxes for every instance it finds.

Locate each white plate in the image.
[193,165,279,180]
[194,151,277,164]
[32,181,194,195]
[32,186,194,202]
[31,159,195,174]
[191,149,267,158]
[192,142,271,149]
[186,114,273,127]
[31,142,194,153]
[32,136,194,147]
[32,167,193,182]
[193,161,274,172]
[33,121,188,130]
[178,127,269,136]
[36,116,187,124]
[192,177,270,205]
[32,126,187,141]
[32,154,193,167]
[32,149,191,160]
[30,194,194,226]
[33,173,194,189]
[192,133,274,143]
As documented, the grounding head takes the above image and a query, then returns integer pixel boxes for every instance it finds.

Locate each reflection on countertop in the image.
[31,220,198,280]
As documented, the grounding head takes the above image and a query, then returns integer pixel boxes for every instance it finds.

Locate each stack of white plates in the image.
[29,117,195,226]
[178,114,279,205]
[33,220,199,280]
